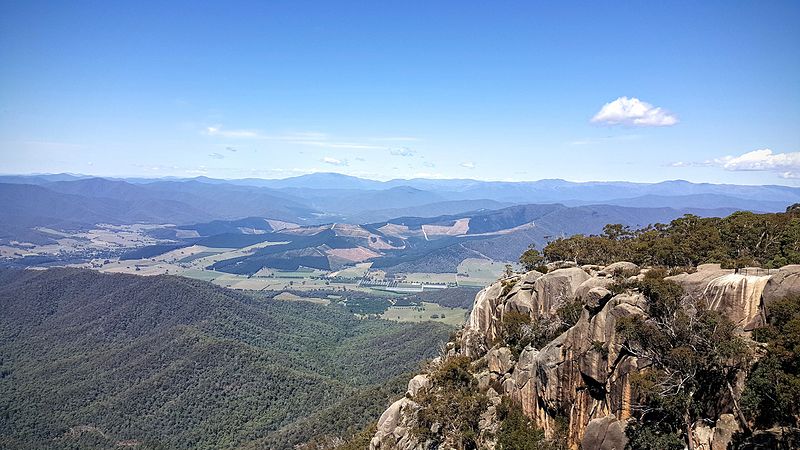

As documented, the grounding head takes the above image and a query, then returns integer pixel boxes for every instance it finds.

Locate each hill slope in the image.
[0,268,451,449]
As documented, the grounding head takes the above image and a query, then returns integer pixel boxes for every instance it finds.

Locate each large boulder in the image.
[584,286,614,313]
[701,273,771,327]
[711,414,740,450]
[406,374,430,398]
[574,276,616,304]
[467,281,506,342]
[581,415,628,450]
[599,261,640,277]
[667,264,733,301]
[578,294,645,386]
[520,270,545,288]
[762,265,800,313]
[532,267,591,317]
[504,271,545,317]
[487,346,514,374]
[504,287,535,316]
[370,398,421,450]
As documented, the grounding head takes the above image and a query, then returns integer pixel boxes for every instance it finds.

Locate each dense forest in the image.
[521,207,800,270]
[0,268,452,449]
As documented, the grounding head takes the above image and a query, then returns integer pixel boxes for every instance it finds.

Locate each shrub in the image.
[741,295,800,429]
[617,271,751,448]
[414,356,487,449]
[495,397,568,450]
[529,210,800,269]
[555,298,583,329]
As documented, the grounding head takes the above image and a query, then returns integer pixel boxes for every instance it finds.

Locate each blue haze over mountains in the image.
[0,171,794,280]
[1,172,793,216]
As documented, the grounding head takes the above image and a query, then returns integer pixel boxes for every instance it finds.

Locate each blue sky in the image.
[1,1,798,184]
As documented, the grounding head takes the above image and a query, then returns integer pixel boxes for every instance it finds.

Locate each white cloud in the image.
[669,149,800,179]
[205,126,261,138]
[667,161,696,168]
[185,165,209,175]
[390,147,415,157]
[203,126,408,150]
[294,140,383,150]
[591,97,678,127]
[225,146,237,152]
[666,159,717,168]
[209,152,225,160]
[460,161,475,169]
[322,156,348,166]
[713,149,800,172]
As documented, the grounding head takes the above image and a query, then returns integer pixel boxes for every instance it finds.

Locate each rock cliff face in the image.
[666,264,771,329]
[371,263,799,450]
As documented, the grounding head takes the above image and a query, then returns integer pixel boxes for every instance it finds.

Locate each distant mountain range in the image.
[153,203,736,274]
[0,173,793,254]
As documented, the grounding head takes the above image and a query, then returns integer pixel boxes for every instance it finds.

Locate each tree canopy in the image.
[526,207,800,269]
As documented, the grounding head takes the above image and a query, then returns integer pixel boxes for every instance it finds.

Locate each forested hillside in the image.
[521,207,800,270]
[0,268,451,449]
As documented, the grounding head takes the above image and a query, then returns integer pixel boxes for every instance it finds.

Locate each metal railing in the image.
[736,267,778,276]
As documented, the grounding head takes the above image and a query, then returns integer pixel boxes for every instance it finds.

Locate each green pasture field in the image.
[457,258,508,287]
[397,272,457,284]
[381,301,468,327]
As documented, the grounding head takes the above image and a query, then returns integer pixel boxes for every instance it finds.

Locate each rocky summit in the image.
[370,263,800,450]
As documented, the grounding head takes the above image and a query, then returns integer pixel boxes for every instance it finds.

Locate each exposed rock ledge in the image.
[370,263,800,450]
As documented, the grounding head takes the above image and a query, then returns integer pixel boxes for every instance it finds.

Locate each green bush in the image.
[741,295,800,429]
[414,356,487,449]
[616,271,751,449]
[534,209,800,268]
[496,397,567,450]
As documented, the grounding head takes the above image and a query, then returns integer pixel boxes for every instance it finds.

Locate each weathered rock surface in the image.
[574,276,616,305]
[520,270,545,287]
[668,264,732,299]
[712,414,740,450]
[503,292,646,444]
[370,398,421,450]
[581,264,604,276]
[599,261,640,277]
[531,267,591,318]
[581,415,628,450]
[467,268,589,348]
[668,266,771,328]
[371,262,800,450]
[487,346,514,374]
[467,281,507,344]
[762,264,800,313]
[701,273,770,327]
[584,286,613,313]
[406,374,430,398]
[547,260,578,271]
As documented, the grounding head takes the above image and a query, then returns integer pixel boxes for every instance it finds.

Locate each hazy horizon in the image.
[4,170,800,188]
